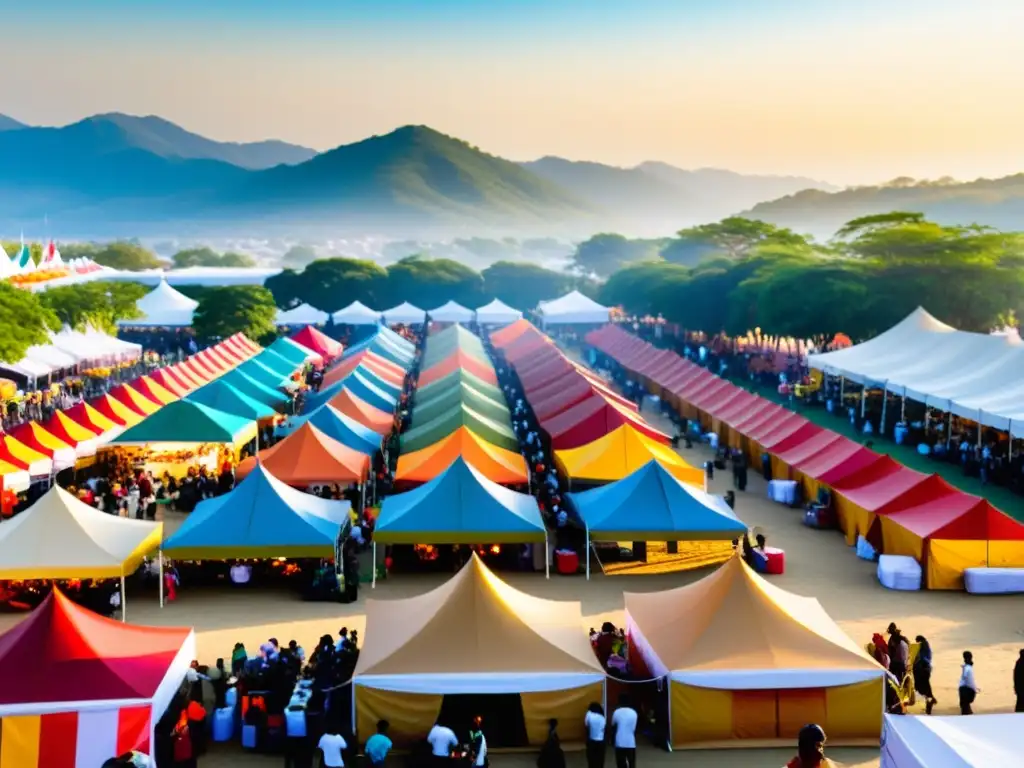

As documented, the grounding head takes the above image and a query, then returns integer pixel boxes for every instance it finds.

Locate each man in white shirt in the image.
[318,725,347,767]
[584,702,607,768]
[427,721,459,767]
[611,694,638,768]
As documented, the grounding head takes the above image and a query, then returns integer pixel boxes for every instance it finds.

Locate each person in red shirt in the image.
[785,724,835,768]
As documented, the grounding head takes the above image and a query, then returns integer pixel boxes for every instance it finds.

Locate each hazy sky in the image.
[3,0,1024,184]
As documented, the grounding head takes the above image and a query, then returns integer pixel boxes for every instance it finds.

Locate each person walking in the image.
[913,635,936,715]
[1014,649,1024,713]
[958,651,979,715]
[610,694,638,768]
[584,702,606,768]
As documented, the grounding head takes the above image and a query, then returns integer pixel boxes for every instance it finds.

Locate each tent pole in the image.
[839,376,844,407]
[900,392,906,424]
[120,569,127,623]
[545,532,550,579]
[159,550,164,608]
[977,414,982,448]
[1009,423,1014,461]
[585,528,590,581]
[351,684,357,736]
[860,386,867,419]
[879,382,888,435]
[946,412,953,449]
[372,541,377,588]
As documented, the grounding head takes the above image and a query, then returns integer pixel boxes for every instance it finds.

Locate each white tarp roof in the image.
[275,302,330,326]
[808,307,1024,437]
[880,713,1024,767]
[475,299,522,325]
[333,300,382,325]
[537,290,609,326]
[382,301,427,325]
[97,267,283,287]
[50,327,142,365]
[118,279,198,327]
[428,300,474,324]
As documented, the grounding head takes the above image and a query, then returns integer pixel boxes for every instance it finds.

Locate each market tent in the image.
[279,404,382,455]
[475,298,522,325]
[333,300,382,325]
[237,358,296,391]
[109,383,162,417]
[880,713,1024,767]
[626,556,884,748]
[401,403,519,454]
[59,401,119,437]
[413,381,510,426]
[306,370,397,414]
[109,399,257,447]
[345,325,416,357]
[8,422,76,471]
[537,291,609,327]
[490,318,539,348]
[416,368,504,402]
[324,350,406,389]
[329,389,395,435]
[529,375,635,422]
[0,486,161,579]
[376,459,544,545]
[0,434,53,477]
[91,393,144,428]
[0,461,29,493]
[267,336,321,367]
[256,348,304,378]
[428,300,474,324]
[0,589,194,768]
[163,464,351,559]
[42,411,101,461]
[791,441,880,502]
[185,380,277,422]
[555,425,704,487]
[353,554,603,746]
[236,423,370,485]
[131,375,179,405]
[118,279,198,327]
[291,325,343,361]
[831,458,932,545]
[275,302,330,326]
[220,369,291,408]
[541,393,669,450]
[395,427,528,486]
[382,301,427,325]
[175,358,213,386]
[418,352,498,388]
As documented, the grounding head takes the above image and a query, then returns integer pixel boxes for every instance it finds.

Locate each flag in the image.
[0,705,150,767]
[16,239,33,272]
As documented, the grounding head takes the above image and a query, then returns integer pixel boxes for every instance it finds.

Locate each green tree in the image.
[192,286,278,343]
[91,241,163,270]
[171,247,256,268]
[38,282,148,334]
[0,282,60,363]
[600,262,690,316]
[59,242,102,260]
[301,258,389,312]
[673,217,810,260]
[481,262,574,310]
[384,256,484,307]
[570,233,664,278]
[220,251,256,267]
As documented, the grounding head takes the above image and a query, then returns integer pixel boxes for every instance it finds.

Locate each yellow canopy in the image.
[555,424,704,486]
[0,485,162,579]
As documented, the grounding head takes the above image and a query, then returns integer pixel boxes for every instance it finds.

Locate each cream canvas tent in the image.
[353,554,604,746]
[118,279,199,327]
[333,300,382,325]
[475,298,522,325]
[276,302,330,326]
[382,301,427,325]
[428,300,474,324]
[537,291,609,328]
[625,556,885,748]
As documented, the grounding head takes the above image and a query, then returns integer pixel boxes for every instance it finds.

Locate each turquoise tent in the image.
[267,336,314,367]
[278,404,382,455]
[305,370,396,414]
[186,380,276,421]
[220,369,290,407]
[110,399,257,445]
[568,460,747,541]
[252,348,299,378]
[375,458,545,545]
[344,328,415,367]
[238,358,296,390]
[162,464,351,558]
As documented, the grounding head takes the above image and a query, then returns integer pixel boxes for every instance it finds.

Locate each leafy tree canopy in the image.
[0,282,60,363]
[571,233,665,278]
[171,247,256,268]
[192,286,278,343]
[89,241,163,270]
[383,255,484,307]
[38,282,148,334]
[300,258,388,313]
[481,261,574,310]
[674,217,810,260]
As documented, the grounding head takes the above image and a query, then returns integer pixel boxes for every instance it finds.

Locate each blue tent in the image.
[568,460,747,541]
[186,379,276,421]
[278,404,382,455]
[305,370,396,414]
[267,336,314,366]
[162,464,351,559]
[376,458,545,544]
[220,369,290,407]
[252,348,300,377]
[238,358,296,390]
[343,328,415,367]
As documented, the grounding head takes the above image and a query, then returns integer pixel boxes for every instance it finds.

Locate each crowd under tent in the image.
[352,554,603,746]
[475,298,522,326]
[163,463,351,559]
[554,424,704,488]
[428,300,474,324]
[880,712,1023,767]
[0,486,163,616]
[290,325,343,362]
[186,379,278,422]
[382,301,427,326]
[401,402,519,454]
[108,399,258,448]
[395,427,529,486]
[117,279,198,327]
[332,300,382,325]
[0,589,194,768]
[279,403,383,456]
[625,556,885,749]
[275,302,330,327]
[537,290,610,328]
[569,460,747,578]
[236,422,371,486]
[328,389,395,435]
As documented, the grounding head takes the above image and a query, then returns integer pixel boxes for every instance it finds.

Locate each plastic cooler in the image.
[556,550,579,575]
[763,547,785,574]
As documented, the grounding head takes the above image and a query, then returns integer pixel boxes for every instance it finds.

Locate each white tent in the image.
[537,290,609,327]
[0,343,79,383]
[808,307,1024,438]
[275,302,330,326]
[117,279,199,328]
[333,300,382,325]
[50,328,142,365]
[881,713,1024,767]
[428,300,474,324]
[475,298,522,325]
[382,301,427,325]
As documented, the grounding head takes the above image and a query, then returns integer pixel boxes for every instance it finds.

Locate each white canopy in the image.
[881,713,1024,767]
[475,298,522,325]
[50,327,142,365]
[808,307,1024,437]
[0,341,89,381]
[382,301,427,325]
[118,279,198,328]
[428,300,474,324]
[333,300,382,325]
[537,290,610,327]
[275,302,330,326]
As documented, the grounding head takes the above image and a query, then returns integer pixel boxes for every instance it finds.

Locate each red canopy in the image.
[883,496,1024,542]
[832,457,930,513]
[541,394,669,450]
[531,377,635,422]
[291,326,343,362]
[148,367,192,397]
[0,589,192,706]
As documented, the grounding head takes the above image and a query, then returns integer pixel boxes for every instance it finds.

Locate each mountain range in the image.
[2,112,1020,238]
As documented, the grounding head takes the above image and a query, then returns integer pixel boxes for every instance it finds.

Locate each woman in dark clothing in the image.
[913,635,936,714]
[537,719,565,768]
[1014,649,1024,712]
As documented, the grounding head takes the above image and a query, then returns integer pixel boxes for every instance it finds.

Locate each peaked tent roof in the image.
[428,300,474,323]
[376,459,543,544]
[555,425,704,487]
[267,335,320,367]
[305,370,397,414]
[186,379,277,421]
[163,464,351,559]
[0,485,162,579]
[416,367,504,401]
[131,375,179,404]
[355,553,603,688]
[275,302,330,326]
[329,389,395,434]
[413,380,510,426]
[220,368,291,407]
[59,401,118,436]
[109,383,162,416]
[418,352,499,388]
[118,279,198,327]
[382,301,427,325]
[570,461,747,540]
[323,350,406,389]
[475,298,522,325]
[237,358,296,390]
[625,555,882,687]
[401,402,519,454]
[0,588,193,706]
[537,290,610,325]
[541,393,669,450]
[280,403,382,455]
[89,393,145,428]
[8,422,77,470]
[333,300,382,325]
[881,713,1024,767]
[236,422,370,484]
[110,399,257,446]
[396,427,529,485]
[490,318,539,348]
[291,325,343,361]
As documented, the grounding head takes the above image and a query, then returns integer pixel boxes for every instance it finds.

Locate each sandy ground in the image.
[7,369,1024,767]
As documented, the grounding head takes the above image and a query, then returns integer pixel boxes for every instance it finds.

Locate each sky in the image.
[3,0,1024,185]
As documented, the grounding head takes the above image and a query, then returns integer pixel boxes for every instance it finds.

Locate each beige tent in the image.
[625,555,885,748]
[353,554,604,746]
[0,486,163,619]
